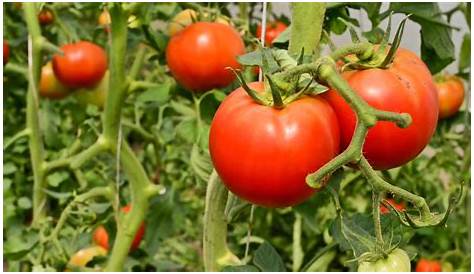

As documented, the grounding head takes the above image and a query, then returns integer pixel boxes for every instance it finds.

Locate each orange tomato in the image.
[435,75,465,119]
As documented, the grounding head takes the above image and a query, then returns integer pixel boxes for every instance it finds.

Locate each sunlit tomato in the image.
[435,75,465,119]
[4,40,9,65]
[209,82,340,207]
[166,22,245,92]
[324,48,438,170]
[67,246,107,270]
[92,205,145,251]
[256,21,288,46]
[39,62,72,99]
[52,41,107,88]
[38,8,54,25]
[75,71,108,108]
[167,9,230,37]
[98,10,111,32]
[416,258,442,272]
[380,198,405,214]
[358,248,411,272]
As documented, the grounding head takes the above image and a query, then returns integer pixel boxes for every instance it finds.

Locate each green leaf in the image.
[17,197,32,209]
[47,171,69,187]
[237,50,262,67]
[253,242,286,272]
[459,33,471,72]
[136,83,171,104]
[3,162,17,175]
[222,265,260,272]
[175,118,197,143]
[272,26,291,44]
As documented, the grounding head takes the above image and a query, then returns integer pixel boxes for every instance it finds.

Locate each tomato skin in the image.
[39,62,71,99]
[53,41,108,89]
[75,71,108,108]
[92,205,145,251]
[380,198,405,214]
[67,246,107,269]
[209,82,340,207]
[415,258,442,272]
[4,40,9,65]
[166,22,245,92]
[358,248,411,272]
[167,9,230,37]
[256,21,288,46]
[38,8,54,25]
[436,76,465,119]
[323,48,438,170]
[98,10,111,32]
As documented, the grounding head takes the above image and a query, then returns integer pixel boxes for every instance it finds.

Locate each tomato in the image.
[323,48,438,170]
[380,198,405,214]
[38,8,54,25]
[75,71,108,107]
[415,258,442,272]
[67,246,107,269]
[357,248,411,272]
[52,41,108,89]
[92,205,145,251]
[435,75,465,119]
[39,62,72,99]
[166,22,245,92]
[256,21,288,46]
[167,9,230,37]
[98,10,111,32]
[4,40,9,65]
[209,82,340,207]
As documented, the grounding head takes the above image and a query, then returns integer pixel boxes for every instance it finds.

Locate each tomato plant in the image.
[357,248,411,272]
[256,21,288,46]
[166,22,245,92]
[415,258,442,272]
[52,41,108,88]
[209,82,340,207]
[38,8,54,25]
[435,75,465,119]
[39,61,71,99]
[324,48,439,170]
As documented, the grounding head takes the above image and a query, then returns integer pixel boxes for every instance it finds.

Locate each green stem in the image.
[4,62,29,78]
[203,170,240,271]
[24,3,47,226]
[292,213,303,272]
[128,44,147,81]
[239,3,249,32]
[4,128,31,150]
[372,191,384,246]
[122,120,154,141]
[288,3,326,58]
[330,42,373,61]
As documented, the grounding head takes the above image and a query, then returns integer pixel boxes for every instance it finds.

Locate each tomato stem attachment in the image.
[265,74,284,108]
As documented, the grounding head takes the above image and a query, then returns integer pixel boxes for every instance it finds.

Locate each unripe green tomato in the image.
[357,248,411,272]
[74,71,108,108]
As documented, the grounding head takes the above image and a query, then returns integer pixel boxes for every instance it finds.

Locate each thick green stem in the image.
[292,213,303,272]
[203,170,240,271]
[24,3,47,226]
[372,191,384,246]
[239,3,249,32]
[288,3,326,58]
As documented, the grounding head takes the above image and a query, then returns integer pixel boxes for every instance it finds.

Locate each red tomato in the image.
[209,82,340,207]
[323,48,438,170]
[166,22,245,92]
[4,40,9,65]
[256,21,288,46]
[380,198,405,214]
[92,205,145,251]
[436,76,465,119]
[38,8,54,25]
[416,258,442,272]
[52,41,107,88]
[39,61,71,99]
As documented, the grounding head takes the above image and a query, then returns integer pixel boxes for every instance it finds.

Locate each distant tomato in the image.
[39,62,72,99]
[435,75,465,119]
[416,258,442,272]
[75,71,108,108]
[4,40,9,65]
[92,205,145,251]
[166,22,245,92]
[98,10,111,32]
[38,8,54,25]
[380,198,405,214]
[256,21,287,46]
[67,246,107,270]
[209,82,340,207]
[53,41,107,88]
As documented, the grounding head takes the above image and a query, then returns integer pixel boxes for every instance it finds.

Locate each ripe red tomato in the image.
[323,48,438,170]
[380,198,405,214]
[38,8,54,25]
[4,40,9,65]
[256,21,288,46]
[92,205,145,251]
[209,82,340,207]
[416,258,442,272]
[53,41,107,89]
[435,75,465,119]
[166,22,245,92]
[39,62,71,99]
